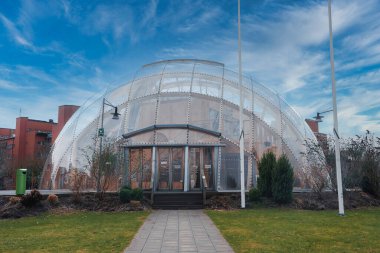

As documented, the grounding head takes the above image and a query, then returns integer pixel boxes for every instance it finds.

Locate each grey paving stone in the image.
[124,210,234,253]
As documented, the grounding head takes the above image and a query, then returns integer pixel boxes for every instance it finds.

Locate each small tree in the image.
[257,151,276,197]
[82,136,125,199]
[359,134,380,196]
[301,139,331,198]
[272,155,294,204]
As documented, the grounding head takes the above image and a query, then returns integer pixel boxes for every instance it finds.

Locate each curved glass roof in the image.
[41,59,317,188]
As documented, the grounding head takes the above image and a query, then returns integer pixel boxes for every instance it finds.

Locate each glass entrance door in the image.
[157,147,184,191]
[189,148,201,190]
[189,147,214,191]
[128,148,152,189]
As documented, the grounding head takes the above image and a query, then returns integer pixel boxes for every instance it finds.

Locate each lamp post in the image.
[97,97,120,192]
[328,0,345,216]
[238,0,246,208]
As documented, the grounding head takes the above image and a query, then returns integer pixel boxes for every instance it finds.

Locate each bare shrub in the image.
[47,194,59,206]
[9,196,21,205]
[69,168,87,203]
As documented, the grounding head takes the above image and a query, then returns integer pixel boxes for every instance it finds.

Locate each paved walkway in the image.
[124,210,234,253]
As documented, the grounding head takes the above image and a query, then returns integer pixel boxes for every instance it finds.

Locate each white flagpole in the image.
[238,0,246,208]
[328,0,344,216]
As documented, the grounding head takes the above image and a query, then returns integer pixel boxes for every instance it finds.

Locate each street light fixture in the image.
[97,97,120,192]
[313,109,333,122]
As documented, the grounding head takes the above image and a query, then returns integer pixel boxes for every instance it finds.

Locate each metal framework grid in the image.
[40,59,317,190]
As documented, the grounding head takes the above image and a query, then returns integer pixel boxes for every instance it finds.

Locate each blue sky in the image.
[0,0,379,136]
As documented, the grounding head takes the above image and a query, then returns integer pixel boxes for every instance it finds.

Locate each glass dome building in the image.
[40,59,316,192]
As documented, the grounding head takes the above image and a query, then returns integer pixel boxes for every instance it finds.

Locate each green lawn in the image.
[0,211,149,253]
[207,208,380,253]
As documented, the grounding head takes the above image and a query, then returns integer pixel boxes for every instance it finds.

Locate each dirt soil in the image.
[291,191,380,210]
[0,193,150,219]
[206,191,380,210]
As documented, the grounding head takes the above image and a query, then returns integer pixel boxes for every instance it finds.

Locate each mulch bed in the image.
[0,193,150,219]
[291,191,380,210]
[205,191,380,210]
[2,191,379,218]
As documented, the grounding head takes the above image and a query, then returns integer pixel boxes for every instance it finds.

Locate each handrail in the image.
[200,166,208,207]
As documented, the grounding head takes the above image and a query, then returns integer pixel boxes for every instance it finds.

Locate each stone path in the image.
[124,210,234,253]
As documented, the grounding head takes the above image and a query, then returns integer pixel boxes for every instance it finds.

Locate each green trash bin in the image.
[16,168,27,195]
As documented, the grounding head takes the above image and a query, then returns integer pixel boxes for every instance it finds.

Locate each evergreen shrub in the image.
[248,188,261,202]
[272,155,294,204]
[257,152,276,197]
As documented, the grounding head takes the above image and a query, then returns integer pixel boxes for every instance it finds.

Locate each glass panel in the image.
[223,153,240,190]
[126,97,157,133]
[157,148,170,190]
[142,148,152,189]
[194,62,224,80]
[223,80,240,105]
[254,95,281,134]
[105,84,131,107]
[191,74,221,97]
[171,148,184,190]
[189,147,201,190]
[164,61,194,73]
[254,119,282,160]
[219,143,249,190]
[129,75,160,100]
[160,72,192,93]
[203,147,214,189]
[222,105,240,143]
[243,112,253,153]
[189,95,220,131]
[156,94,188,125]
[155,129,187,144]
[127,132,154,145]
[188,131,220,145]
[129,149,141,189]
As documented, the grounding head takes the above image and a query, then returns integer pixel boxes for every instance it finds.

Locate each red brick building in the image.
[305,118,328,145]
[52,105,80,143]
[0,105,79,189]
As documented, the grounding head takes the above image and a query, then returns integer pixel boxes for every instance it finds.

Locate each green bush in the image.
[272,155,294,204]
[121,185,131,190]
[257,152,276,198]
[248,188,261,202]
[361,159,379,196]
[119,188,132,203]
[131,188,143,201]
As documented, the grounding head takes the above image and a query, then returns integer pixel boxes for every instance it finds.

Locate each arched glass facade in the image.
[40,59,317,192]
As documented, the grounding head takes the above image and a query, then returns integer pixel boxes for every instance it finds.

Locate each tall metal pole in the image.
[97,97,105,192]
[328,0,344,215]
[238,0,246,208]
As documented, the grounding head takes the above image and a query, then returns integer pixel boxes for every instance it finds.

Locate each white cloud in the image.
[177,6,223,33]
[156,0,380,136]
[0,79,37,91]
[0,13,34,49]
[0,80,19,91]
